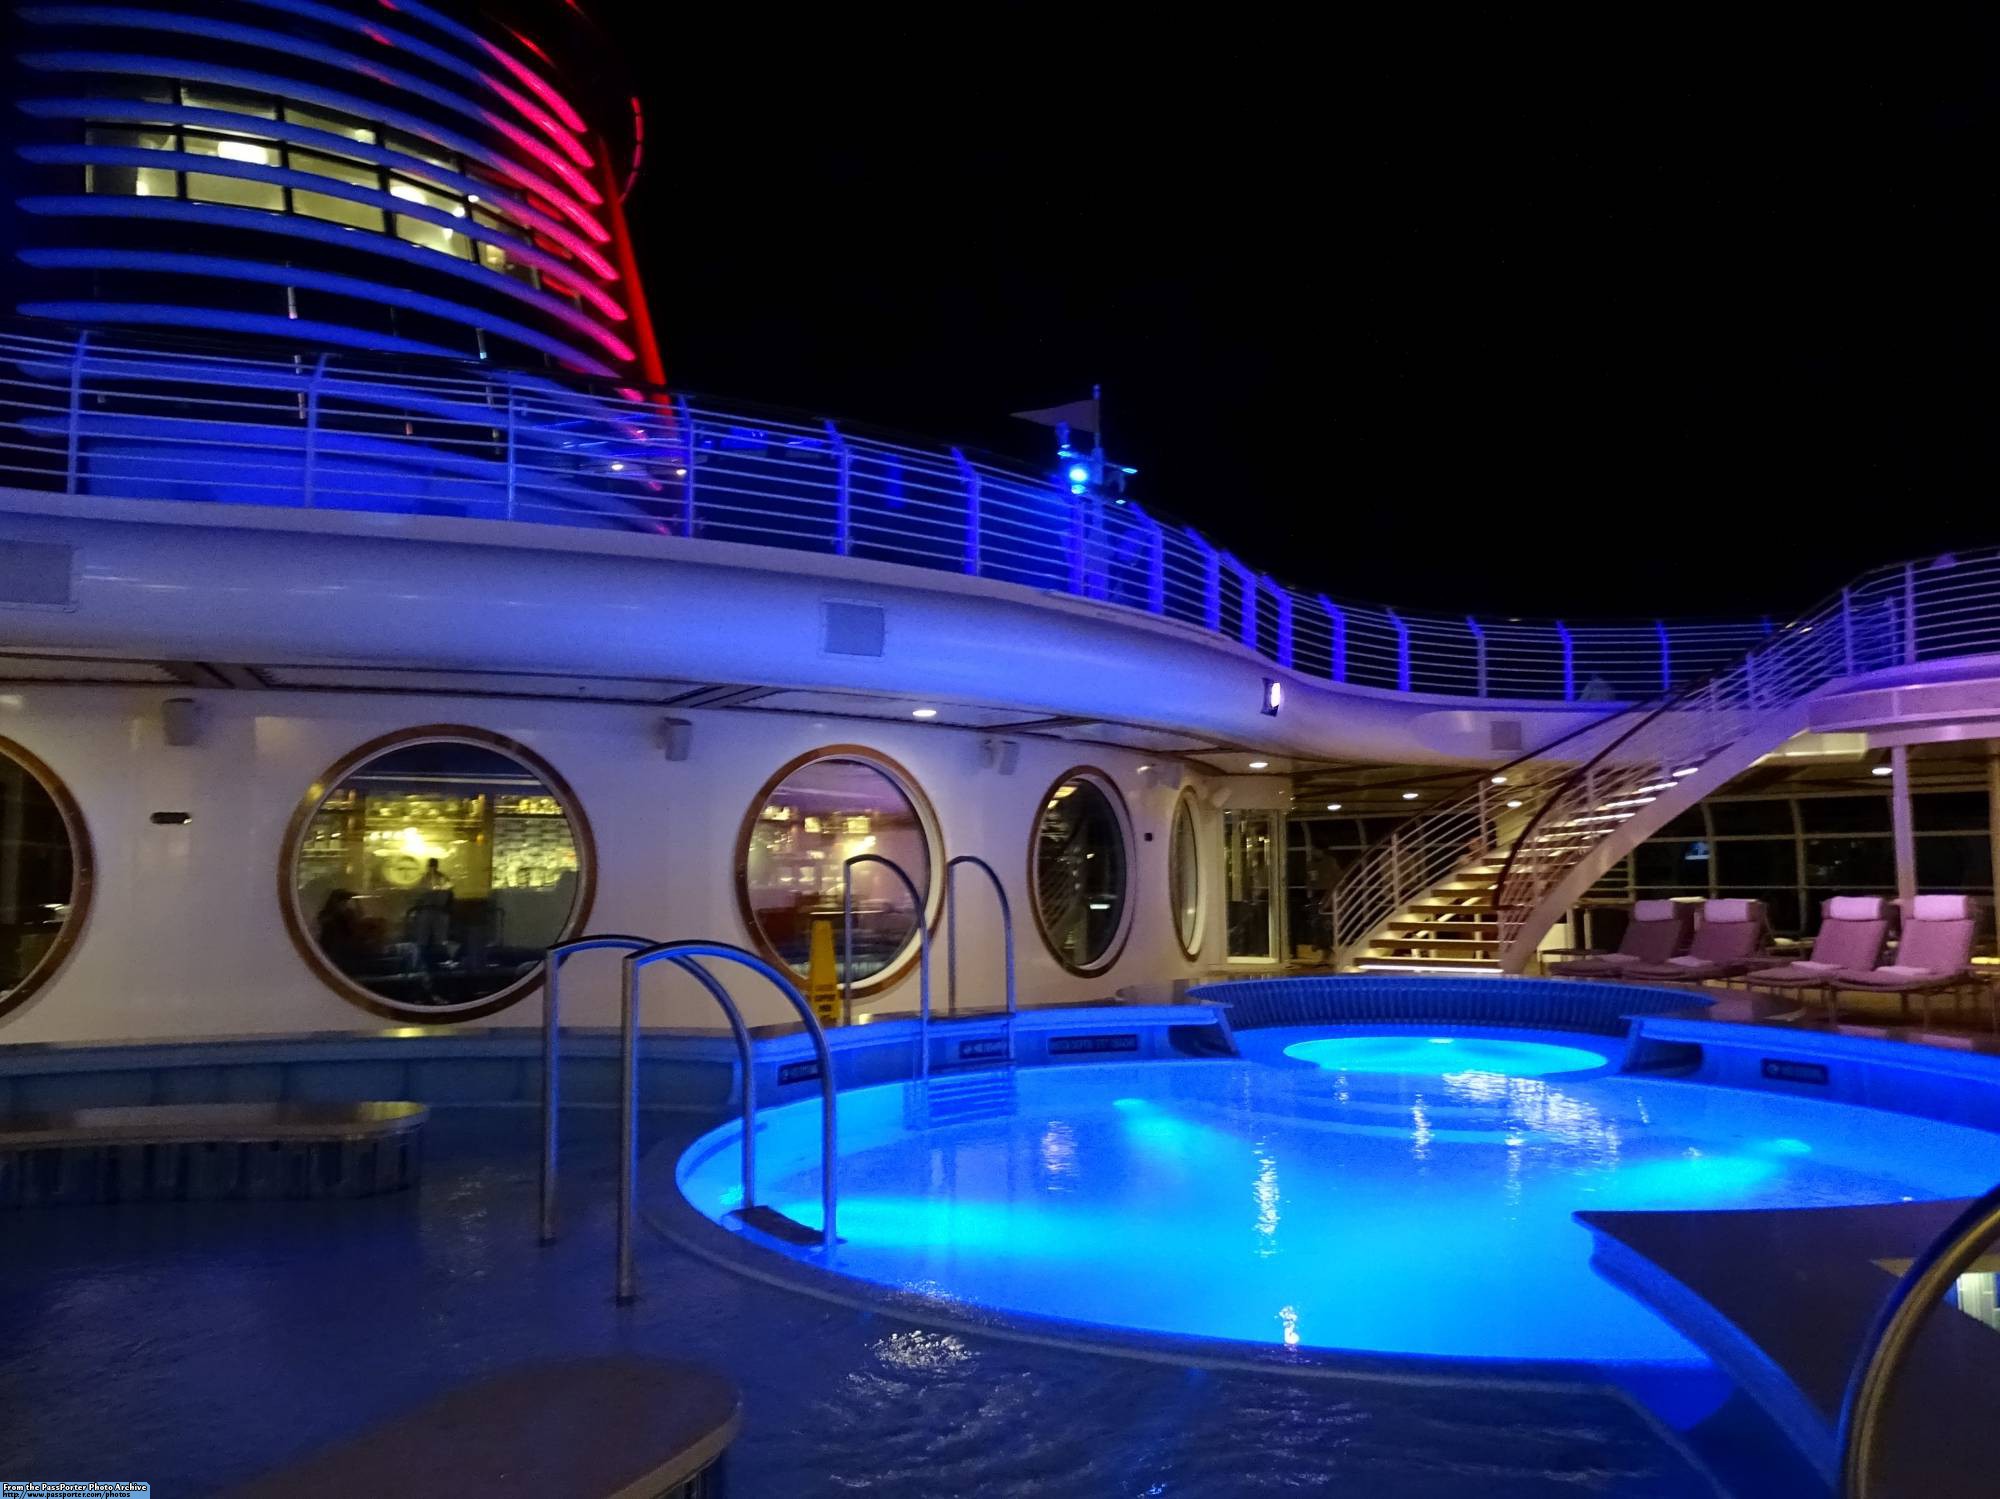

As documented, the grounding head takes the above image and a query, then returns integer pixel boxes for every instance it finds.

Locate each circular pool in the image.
[676,1025,1998,1367]
[1273,1030,1612,1078]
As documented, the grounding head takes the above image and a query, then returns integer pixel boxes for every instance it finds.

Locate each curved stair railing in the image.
[1333,546,2000,972]
[1491,548,2000,968]
[1491,589,1857,966]
[1327,703,1669,966]
[1837,1181,2000,1498]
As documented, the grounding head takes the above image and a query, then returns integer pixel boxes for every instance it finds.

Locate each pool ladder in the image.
[840,852,1017,1076]
[537,935,838,1303]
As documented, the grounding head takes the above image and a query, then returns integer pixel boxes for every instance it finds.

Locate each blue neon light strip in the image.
[19,195,626,360]
[19,7,599,199]
[228,0,592,170]
[17,51,607,241]
[14,303,464,358]
[19,250,621,377]
[1386,608,1412,692]
[18,97,612,283]
[1317,595,1348,683]
[18,147,626,353]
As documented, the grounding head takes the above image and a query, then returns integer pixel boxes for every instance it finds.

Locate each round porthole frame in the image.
[0,735,93,1023]
[733,745,945,1001]
[1167,787,1204,961]
[278,725,596,1023]
[1027,766,1136,978]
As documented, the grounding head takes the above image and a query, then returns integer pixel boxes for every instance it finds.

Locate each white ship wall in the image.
[0,684,1220,1044]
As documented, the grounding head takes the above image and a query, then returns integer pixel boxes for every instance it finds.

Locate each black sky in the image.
[595,6,1997,622]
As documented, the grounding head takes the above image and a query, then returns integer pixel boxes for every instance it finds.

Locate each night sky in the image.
[599,7,1996,622]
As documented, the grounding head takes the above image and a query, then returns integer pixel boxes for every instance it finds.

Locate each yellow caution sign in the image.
[806,913,842,1026]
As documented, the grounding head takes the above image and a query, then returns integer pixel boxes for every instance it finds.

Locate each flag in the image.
[1011,397,1100,436]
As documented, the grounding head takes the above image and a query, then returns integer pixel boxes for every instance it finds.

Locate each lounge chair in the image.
[1618,898,1768,984]
[1546,900,1693,977]
[1825,894,1983,1028]
[1741,896,1890,995]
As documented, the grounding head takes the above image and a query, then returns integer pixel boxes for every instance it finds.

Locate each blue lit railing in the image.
[0,325,1776,701]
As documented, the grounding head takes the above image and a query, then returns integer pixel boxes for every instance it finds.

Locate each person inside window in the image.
[409,857,454,974]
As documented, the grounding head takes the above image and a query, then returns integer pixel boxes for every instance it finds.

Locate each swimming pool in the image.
[676,1024,1999,1367]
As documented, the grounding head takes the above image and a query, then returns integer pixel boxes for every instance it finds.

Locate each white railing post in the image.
[1145,514,1165,614]
[953,447,980,575]
[675,395,697,538]
[1902,562,1918,664]
[63,331,88,495]
[1386,608,1411,691]
[502,381,518,521]
[302,353,328,508]
[1317,595,1347,683]
[1840,587,1857,676]
[1197,533,1221,632]
[1468,616,1487,696]
[1264,575,1294,668]
[827,420,851,557]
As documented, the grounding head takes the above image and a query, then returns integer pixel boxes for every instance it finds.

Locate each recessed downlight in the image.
[1326,802,1342,811]
[911,708,939,720]
[1248,760,1270,770]
[1401,791,1419,801]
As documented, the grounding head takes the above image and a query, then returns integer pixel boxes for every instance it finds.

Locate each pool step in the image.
[906,1069,1019,1128]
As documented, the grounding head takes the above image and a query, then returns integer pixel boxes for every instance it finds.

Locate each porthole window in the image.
[1169,792,1202,958]
[1031,769,1133,974]
[738,748,940,995]
[0,738,91,1019]
[283,728,592,1020]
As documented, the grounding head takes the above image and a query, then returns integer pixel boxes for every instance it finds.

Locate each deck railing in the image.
[0,323,1775,702]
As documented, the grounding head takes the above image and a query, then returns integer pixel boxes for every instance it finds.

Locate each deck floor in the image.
[0,1107,1742,1498]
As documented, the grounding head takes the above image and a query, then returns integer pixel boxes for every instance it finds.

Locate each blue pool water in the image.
[678,1026,2000,1366]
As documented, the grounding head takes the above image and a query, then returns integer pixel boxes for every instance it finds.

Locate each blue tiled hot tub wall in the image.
[1188,976,1699,1036]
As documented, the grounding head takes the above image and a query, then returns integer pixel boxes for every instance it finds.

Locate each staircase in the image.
[1331,548,1987,973]
[1353,857,1505,973]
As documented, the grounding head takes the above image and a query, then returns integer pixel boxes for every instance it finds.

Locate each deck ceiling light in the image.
[1490,775,1508,785]
[1326,802,1342,811]
[1401,792,1419,801]
[911,708,939,719]
[1871,764,1894,777]
[1506,799,1523,809]
[1248,760,1270,770]
[1672,767,1699,777]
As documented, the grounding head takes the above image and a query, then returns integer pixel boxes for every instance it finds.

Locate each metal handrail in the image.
[539,932,657,1245]
[1837,1181,2000,1498]
[0,319,1783,702]
[1324,698,1663,963]
[840,853,932,1079]
[1486,668,1725,937]
[619,940,839,1303]
[945,854,1017,1060]
[1326,545,2000,968]
[1491,566,1868,960]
